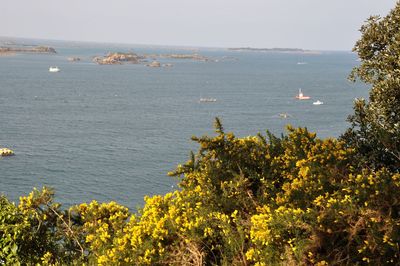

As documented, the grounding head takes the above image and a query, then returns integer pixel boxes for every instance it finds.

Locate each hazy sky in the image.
[1,0,398,50]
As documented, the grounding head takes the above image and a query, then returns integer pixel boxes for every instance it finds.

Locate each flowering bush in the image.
[2,120,398,265]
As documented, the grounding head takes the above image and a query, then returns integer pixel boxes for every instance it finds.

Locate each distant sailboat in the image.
[295,89,310,100]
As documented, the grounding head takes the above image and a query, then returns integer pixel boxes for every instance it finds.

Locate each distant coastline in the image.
[228,47,320,54]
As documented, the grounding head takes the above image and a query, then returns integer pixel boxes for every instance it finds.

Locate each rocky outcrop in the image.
[93,52,144,65]
[68,57,81,62]
[145,53,209,62]
[146,61,161,67]
[166,53,208,61]
[33,46,57,53]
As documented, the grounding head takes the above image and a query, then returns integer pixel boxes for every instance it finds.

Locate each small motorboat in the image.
[295,89,310,100]
[49,66,60,72]
[199,98,217,103]
[279,113,291,118]
[313,100,324,105]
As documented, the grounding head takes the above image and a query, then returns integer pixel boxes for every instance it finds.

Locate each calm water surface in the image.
[0,41,368,209]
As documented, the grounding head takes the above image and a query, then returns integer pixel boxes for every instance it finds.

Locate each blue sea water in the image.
[0,41,368,210]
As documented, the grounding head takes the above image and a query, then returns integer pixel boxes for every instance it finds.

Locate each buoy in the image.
[0,148,14,156]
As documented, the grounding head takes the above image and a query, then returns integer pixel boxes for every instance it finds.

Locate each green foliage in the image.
[0,196,22,264]
[343,2,400,171]
[0,187,84,265]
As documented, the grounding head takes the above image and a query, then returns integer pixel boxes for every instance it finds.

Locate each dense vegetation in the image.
[1,3,400,265]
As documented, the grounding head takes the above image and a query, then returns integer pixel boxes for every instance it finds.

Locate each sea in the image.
[0,39,368,210]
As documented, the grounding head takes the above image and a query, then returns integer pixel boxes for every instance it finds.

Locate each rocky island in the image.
[0,46,56,55]
[93,52,145,65]
[93,51,212,66]
[164,53,209,61]
[145,53,209,62]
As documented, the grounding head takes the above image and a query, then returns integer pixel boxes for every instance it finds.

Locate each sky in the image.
[1,0,398,50]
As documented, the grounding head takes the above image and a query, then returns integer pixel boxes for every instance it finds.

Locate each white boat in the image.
[199,98,217,103]
[279,113,291,118]
[313,100,324,105]
[295,89,310,100]
[297,62,307,65]
[49,66,60,72]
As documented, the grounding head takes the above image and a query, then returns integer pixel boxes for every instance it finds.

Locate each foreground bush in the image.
[1,121,399,265]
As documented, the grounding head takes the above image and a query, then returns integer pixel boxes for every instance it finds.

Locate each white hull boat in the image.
[49,66,60,72]
[199,98,217,103]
